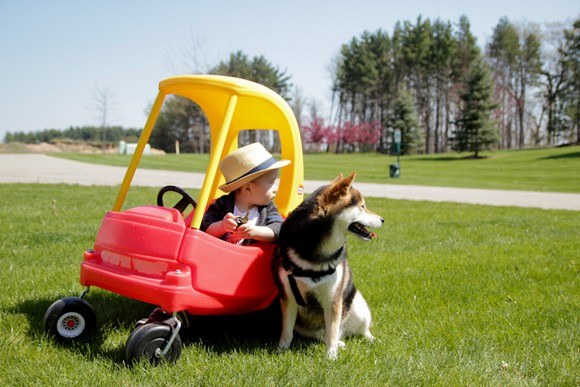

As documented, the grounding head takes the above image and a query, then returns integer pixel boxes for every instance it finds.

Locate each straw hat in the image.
[219,142,290,192]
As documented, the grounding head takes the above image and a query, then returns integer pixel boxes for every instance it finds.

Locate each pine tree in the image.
[149,51,291,153]
[454,58,499,157]
[430,19,456,152]
[389,90,423,155]
[561,19,580,144]
[487,17,519,148]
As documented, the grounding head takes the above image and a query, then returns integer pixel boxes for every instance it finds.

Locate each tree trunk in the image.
[444,88,451,152]
[518,68,526,149]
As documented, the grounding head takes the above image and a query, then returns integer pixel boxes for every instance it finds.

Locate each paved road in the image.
[1,154,579,211]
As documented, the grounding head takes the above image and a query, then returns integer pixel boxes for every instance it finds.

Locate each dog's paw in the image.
[363,330,375,342]
[327,347,339,360]
[277,337,292,351]
[327,341,345,360]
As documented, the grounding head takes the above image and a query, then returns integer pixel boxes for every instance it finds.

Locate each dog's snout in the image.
[379,217,384,223]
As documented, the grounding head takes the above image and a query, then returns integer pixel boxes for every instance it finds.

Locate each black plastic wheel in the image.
[125,323,182,365]
[43,297,96,341]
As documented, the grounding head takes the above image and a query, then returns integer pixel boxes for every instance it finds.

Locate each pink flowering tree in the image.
[336,121,382,152]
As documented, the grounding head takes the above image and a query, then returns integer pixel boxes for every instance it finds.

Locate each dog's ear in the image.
[317,172,356,214]
[333,171,355,195]
[331,173,344,183]
[343,172,356,187]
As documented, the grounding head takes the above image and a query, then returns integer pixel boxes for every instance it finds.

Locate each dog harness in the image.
[282,246,344,307]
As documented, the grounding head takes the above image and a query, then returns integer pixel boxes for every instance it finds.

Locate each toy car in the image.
[43,75,304,364]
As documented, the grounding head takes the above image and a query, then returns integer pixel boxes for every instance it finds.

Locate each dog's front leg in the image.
[324,296,343,360]
[278,296,298,351]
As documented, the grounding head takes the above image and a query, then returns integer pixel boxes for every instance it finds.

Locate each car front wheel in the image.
[125,323,182,365]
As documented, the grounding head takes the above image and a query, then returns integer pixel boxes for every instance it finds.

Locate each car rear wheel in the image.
[44,297,96,341]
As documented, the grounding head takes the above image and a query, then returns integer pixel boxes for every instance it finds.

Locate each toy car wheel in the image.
[43,297,96,341]
[125,323,182,365]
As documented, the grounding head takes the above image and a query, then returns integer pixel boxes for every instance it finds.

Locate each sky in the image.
[0,0,578,141]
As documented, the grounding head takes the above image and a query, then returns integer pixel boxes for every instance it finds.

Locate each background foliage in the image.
[4,16,579,157]
[4,126,141,147]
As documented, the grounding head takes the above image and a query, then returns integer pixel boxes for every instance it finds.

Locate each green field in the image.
[0,184,577,385]
[53,145,580,193]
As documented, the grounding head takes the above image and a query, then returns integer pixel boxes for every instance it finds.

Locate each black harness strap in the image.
[282,247,344,307]
[288,274,308,307]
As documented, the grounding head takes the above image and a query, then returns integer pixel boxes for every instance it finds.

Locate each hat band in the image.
[225,157,278,185]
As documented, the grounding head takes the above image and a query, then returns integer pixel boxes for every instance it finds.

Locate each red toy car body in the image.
[82,205,278,315]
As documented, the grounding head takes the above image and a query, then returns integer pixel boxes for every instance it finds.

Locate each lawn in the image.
[53,145,580,193]
[0,184,577,385]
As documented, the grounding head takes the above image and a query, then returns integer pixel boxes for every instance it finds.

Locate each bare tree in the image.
[165,31,212,74]
[290,86,307,130]
[88,85,119,152]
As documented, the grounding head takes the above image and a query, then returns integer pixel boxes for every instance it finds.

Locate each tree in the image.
[453,16,481,97]
[487,18,542,149]
[88,86,119,152]
[4,126,141,145]
[401,17,434,153]
[210,51,292,149]
[389,90,423,155]
[150,95,204,153]
[302,104,330,152]
[516,28,542,148]
[488,17,520,148]
[210,51,291,98]
[333,29,396,153]
[329,15,572,154]
[150,51,292,153]
[338,121,381,152]
[540,21,572,145]
[363,29,394,152]
[430,19,456,152]
[454,58,499,157]
[560,18,580,144]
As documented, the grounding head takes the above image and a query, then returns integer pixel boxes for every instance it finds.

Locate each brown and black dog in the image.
[273,172,383,359]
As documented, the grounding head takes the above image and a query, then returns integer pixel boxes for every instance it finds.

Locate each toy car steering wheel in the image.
[157,185,197,213]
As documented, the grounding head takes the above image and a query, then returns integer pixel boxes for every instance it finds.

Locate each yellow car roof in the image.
[114,75,304,228]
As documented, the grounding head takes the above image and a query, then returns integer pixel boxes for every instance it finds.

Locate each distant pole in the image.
[389,129,402,178]
[395,129,401,165]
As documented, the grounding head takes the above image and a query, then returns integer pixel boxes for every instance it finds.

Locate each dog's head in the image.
[315,172,384,241]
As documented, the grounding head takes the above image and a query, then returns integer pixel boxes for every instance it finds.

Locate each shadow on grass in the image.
[180,300,282,354]
[10,292,291,364]
[9,292,153,363]
[540,151,580,160]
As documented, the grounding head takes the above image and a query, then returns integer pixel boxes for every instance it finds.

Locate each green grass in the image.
[52,145,580,193]
[0,184,578,385]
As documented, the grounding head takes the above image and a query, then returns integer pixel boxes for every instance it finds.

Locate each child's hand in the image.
[232,224,276,242]
[222,213,239,233]
[232,223,255,240]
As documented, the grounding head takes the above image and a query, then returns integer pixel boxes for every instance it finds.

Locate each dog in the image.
[273,172,384,359]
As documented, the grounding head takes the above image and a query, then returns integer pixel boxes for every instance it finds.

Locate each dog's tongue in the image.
[371,232,377,239]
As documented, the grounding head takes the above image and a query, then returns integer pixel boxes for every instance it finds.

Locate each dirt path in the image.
[1,154,579,211]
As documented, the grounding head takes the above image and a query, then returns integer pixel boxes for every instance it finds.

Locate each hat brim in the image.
[219,159,290,192]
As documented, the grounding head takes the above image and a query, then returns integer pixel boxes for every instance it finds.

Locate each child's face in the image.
[248,169,279,206]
